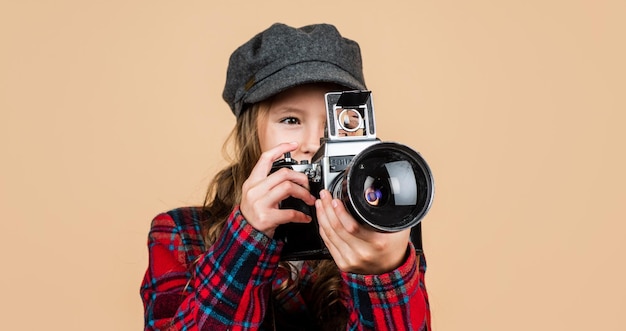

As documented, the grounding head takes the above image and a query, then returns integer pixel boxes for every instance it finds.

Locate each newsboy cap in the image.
[223,23,367,116]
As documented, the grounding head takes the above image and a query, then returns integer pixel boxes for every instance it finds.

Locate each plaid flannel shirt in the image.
[140,206,431,330]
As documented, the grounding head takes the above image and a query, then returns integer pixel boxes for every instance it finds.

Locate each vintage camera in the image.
[272,90,434,261]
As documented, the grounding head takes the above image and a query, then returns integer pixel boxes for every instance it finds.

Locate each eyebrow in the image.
[269,106,308,117]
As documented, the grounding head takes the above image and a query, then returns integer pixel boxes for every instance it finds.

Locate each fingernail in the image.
[332,199,339,208]
[315,199,321,208]
[319,190,326,199]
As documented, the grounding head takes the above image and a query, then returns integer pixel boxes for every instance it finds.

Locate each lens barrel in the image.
[333,142,434,232]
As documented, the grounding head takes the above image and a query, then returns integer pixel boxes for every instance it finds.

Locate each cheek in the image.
[258,123,287,152]
[317,124,325,139]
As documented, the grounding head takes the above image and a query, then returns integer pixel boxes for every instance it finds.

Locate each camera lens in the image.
[336,142,434,232]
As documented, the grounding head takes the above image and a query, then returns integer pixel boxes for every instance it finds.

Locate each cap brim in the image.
[242,61,366,111]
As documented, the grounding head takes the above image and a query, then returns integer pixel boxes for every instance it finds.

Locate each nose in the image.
[299,125,324,161]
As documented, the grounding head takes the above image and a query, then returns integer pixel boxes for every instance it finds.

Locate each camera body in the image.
[272,90,434,260]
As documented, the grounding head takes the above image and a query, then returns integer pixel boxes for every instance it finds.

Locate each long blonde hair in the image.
[201,102,348,330]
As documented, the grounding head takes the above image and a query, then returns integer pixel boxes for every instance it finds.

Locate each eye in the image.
[279,117,301,125]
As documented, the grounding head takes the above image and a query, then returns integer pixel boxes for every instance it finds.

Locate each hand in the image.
[240,142,316,238]
[315,189,410,275]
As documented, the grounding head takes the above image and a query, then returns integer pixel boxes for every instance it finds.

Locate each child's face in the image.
[257,84,331,162]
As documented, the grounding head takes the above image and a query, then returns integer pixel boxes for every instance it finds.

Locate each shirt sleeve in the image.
[341,245,431,331]
[140,206,283,331]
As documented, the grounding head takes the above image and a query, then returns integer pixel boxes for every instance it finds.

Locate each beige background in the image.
[1,0,624,330]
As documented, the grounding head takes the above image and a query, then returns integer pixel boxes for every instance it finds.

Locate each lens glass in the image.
[362,159,417,207]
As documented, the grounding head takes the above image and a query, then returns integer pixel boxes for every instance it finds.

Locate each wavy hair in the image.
[200,102,348,330]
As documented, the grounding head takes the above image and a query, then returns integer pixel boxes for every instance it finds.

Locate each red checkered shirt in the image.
[140,206,431,330]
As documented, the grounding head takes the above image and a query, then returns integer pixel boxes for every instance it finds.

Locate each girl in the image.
[141,23,431,331]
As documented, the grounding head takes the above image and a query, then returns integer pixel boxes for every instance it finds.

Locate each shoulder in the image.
[149,206,205,233]
[148,206,208,264]
[164,206,206,227]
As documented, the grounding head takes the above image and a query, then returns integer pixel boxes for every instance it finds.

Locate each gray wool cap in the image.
[223,23,367,116]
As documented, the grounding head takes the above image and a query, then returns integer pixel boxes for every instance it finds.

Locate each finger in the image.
[248,208,312,237]
[316,190,354,253]
[248,142,298,181]
[315,198,345,262]
[318,190,363,243]
[263,208,313,225]
[264,167,314,198]
[263,180,316,207]
[243,168,315,211]
[328,196,363,238]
